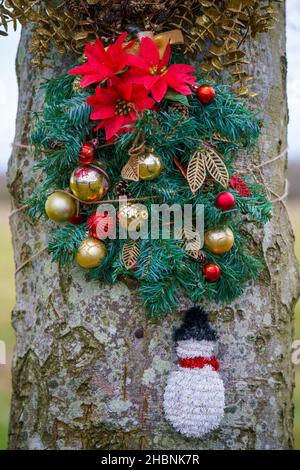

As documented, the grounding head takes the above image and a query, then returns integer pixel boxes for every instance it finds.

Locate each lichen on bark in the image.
[7,2,300,450]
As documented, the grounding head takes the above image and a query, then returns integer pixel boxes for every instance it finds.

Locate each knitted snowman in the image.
[163,306,225,438]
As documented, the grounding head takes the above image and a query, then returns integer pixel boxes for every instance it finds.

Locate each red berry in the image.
[203,263,221,282]
[79,143,95,164]
[215,192,235,211]
[196,85,216,105]
[69,214,84,225]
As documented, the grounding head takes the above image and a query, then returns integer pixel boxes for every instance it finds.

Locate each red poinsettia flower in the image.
[69,33,134,88]
[125,37,197,102]
[87,78,155,141]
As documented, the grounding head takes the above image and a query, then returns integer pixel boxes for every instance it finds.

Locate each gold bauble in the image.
[204,227,234,255]
[118,203,149,231]
[138,149,163,181]
[45,192,76,222]
[75,237,107,269]
[70,164,109,202]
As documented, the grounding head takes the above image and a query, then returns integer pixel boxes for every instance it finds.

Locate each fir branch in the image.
[48,224,87,265]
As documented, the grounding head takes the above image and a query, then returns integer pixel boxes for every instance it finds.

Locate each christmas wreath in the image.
[27,31,271,318]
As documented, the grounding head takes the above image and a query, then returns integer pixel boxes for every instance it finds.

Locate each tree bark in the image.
[7,3,300,450]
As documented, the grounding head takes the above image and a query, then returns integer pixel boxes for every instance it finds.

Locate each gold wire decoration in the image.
[187,142,229,194]
[122,240,140,270]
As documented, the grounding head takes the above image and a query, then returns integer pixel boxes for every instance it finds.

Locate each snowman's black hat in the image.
[174,306,217,342]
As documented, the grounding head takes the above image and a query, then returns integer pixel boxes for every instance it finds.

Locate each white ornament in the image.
[163,338,225,438]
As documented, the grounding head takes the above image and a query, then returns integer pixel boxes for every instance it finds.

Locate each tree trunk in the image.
[7,3,300,450]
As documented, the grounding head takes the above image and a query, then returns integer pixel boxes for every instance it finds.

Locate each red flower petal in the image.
[164,66,196,95]
[125,74,147,85]
[139,36,160,67]
[86,38,106,63]
[110,32,127,52]
[143,75,161,90]
[80,73,109,88]
[151,79,168,102]
[168,63,197,75]
[165,80,193,95]
[130,84,155,110]
[105,115,125,140]
[123,39,137,51]
[160,43,171,67]
[87,87,117,106]
[125,54,149,71]
[69,63,87,76]
[123,114,136,130]
[115,80,133,101]
[129,109,138,120]
[68,33,133,88]
[89,104,115,120]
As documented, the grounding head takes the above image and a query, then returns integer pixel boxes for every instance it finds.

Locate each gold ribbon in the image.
[128,29,184,58]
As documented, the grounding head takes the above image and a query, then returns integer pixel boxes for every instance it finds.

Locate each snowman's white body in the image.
[163,339,225,438]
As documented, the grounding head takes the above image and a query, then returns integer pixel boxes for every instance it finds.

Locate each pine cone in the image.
[201,177,215,193]
[114,181,132,198]
[65,0,86,19]
[170,103,190,120]
[47,138,63,150]
[197,251,207,265]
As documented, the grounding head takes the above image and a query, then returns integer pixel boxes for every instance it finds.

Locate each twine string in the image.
[15,246,48,275]
[128,131,146,158]
[237,147,288,204]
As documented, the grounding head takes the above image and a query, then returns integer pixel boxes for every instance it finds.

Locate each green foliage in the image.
[28,73,271,317]
[48,224,87,265]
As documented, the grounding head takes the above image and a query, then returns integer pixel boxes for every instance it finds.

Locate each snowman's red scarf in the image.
[179,356,220,371]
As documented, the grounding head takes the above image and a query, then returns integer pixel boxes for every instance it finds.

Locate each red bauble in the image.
[196,85,216,105]
[87,211,115,239]
[215,191,235,211]
[229,174,251,197]
[203,263,221,282]
[69,214,84,225]
[79,143,95,164]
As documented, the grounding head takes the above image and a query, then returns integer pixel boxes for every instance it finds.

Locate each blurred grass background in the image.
[0,182,300,449]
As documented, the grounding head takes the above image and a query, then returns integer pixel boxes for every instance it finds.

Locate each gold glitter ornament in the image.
[75,237,107,268]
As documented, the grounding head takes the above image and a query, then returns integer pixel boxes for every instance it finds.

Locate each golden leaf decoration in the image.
[122,241,140,270]
[203,145,229,188]
[186,142,229,194]
[121,155,139,182]
[186,152,206,194]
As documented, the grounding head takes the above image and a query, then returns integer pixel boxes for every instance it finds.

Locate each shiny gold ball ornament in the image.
[204,227,235,255]
[45,192,76,222]
[138,149,163,181]
[75,237,107,269]
[70,164,109,202]
[118,203,149,231]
